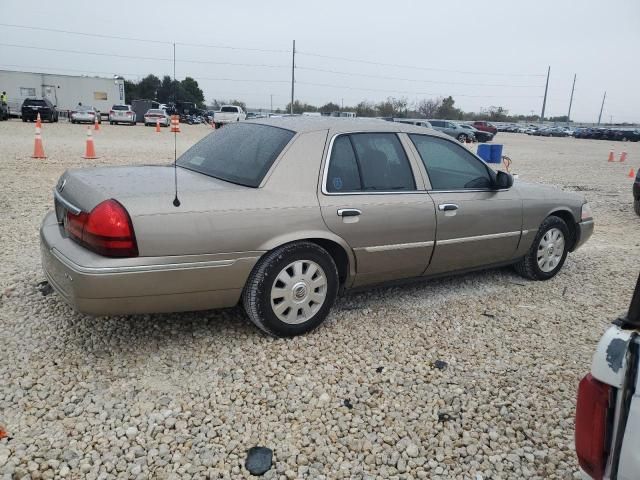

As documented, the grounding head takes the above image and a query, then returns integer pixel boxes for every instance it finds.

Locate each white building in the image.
[0,70,126,115]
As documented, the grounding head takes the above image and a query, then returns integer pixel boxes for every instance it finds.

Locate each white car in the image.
[213,105,246,128]
[143,109,170,127]
[70,105,101,124]
[575,275,640,479]
[109,104,136,125]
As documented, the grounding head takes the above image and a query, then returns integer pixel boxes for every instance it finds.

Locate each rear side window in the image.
[177,123,294,187]
[409,134,491,190]
[326,133,415,193]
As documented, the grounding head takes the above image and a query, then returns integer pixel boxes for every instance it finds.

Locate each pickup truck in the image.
[575,273,640,480]
[213,105,246,128]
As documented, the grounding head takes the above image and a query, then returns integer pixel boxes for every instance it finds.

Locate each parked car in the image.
[143,109,170,127]
[393,118,433,129]
[109,105,136,125]
[458,123,493,142]
[547,127,569,137]
[575,273,640,480]
[41,118,594,337]
[634,168,640,216]
[213,105,246,128]
[472,121,498,135]
[613,129,640,142]
[132,99,160,124]
[70,105,101,124]
[21,98,58,122]
[428,119,474,142]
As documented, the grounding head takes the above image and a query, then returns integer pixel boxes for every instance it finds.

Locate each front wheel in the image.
[634,199,640,216]
[242,242,339,337]
[457,134,468,142]
[514,216,570,280]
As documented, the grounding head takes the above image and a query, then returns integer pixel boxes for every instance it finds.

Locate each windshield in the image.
[177,123,295,187]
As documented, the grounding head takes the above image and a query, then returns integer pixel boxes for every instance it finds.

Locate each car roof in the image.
[249,116,452,138]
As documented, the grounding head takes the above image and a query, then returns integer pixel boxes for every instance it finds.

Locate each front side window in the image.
[325,133,415,193]
[409,134,492,190]
[178,123,294,187]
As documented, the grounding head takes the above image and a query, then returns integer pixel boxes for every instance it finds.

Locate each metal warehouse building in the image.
[0,70,126,116]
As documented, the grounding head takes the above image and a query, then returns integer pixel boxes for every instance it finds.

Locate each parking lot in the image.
[1,119,639,479]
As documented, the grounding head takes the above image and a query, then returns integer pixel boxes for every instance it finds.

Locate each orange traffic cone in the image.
[36,112,42,129]
[94,115,100,131]
[629,168,636,178]
[0,425,8,440]
[155,119,161,133]
[620,151,627,162]
[31,126,46,159]
[83,127,97,159]
[607,150,615,162]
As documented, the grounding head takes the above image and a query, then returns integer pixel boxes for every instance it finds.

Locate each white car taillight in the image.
[581,203,593,221]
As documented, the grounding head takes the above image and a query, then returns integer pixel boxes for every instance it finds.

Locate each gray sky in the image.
[2,0,639,122]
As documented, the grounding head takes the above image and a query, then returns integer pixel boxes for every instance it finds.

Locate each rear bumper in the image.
[572,219,594,251]
[40,211,262,315]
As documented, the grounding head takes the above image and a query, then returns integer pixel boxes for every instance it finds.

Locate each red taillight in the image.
[575,373,612,480]
[65,199,138,257]
[109,110,115,115]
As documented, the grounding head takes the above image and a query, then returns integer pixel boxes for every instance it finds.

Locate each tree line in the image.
[285,96,568,123]
[124,74,205,106]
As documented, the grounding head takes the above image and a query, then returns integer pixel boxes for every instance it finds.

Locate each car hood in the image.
[56,165,249,215]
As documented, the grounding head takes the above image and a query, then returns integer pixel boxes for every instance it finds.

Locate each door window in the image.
[326,133,415,193]
[409,134,492,190]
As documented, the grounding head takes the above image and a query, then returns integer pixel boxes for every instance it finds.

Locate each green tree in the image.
[157,76,176,103]
[180,77,204,106]
[319,102,339,114]
[124,80,139,103]
[435,96,463,119]
[137,74,161,100]
[355,101,376,117]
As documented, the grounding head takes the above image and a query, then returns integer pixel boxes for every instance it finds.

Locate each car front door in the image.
[319,132,437,287]
[407,134,522,274]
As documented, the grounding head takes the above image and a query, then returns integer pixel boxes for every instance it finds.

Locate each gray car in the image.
[429,119,474,142]
[41,117,594,336]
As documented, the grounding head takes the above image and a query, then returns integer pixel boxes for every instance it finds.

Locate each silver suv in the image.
[429,119,473,142]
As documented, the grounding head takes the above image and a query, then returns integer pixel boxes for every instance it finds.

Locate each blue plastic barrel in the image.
[477,144,492,162]
[489,144,503,163]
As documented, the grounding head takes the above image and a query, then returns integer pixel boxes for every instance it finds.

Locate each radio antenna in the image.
[172,41,181,207]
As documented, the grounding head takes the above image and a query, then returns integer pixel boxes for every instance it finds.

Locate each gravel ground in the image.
[1,120,639,480]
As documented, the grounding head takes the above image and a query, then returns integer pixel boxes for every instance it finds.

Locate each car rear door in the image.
[319,132,436,287]
[407,134,522,274]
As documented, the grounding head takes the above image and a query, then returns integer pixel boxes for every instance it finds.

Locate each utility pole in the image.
[540,66,550,124]
[597,91,606,125]
[270,94,273,113]
[290,40,295,115]
[567,74,576,125]
[341,98,344,110]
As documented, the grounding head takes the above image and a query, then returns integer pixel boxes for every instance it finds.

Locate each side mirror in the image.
[494,170,514,189]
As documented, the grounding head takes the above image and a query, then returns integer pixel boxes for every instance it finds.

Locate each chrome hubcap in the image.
[270,260,327,324]
[537,227,565,273]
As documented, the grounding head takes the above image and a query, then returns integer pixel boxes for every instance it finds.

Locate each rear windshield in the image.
[112,105,129,111]
[24,99,46,106]
[146,109,164,114]
[221,106,239,113]
[177,123,295,187]
[77,106,93,112]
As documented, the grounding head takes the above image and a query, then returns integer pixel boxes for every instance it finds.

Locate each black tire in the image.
[457,134,467,142]
[514,216,570,280]
[634,199,640,216]
[242,242,339,337]
[110,121,115,125]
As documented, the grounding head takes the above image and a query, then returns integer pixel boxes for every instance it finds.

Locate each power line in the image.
[297,50,546,77]
[0,23,289,53]
[296,81,544,99]
[0,43,288,68]
[296,65,544,88]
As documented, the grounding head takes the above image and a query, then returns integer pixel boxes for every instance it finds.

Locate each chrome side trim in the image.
[437,231,521,245]
[53,189,82,215]
[50,248,253,275]
[361,241,434,253]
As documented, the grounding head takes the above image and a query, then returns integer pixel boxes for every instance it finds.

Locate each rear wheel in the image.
[242,242,339,337]
[515,216,570,280]
[457,134,468,142]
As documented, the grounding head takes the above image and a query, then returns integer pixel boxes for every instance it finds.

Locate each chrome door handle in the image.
[438,203,459,211]
[337,208,362,217]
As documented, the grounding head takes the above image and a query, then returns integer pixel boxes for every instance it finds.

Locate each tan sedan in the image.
[41,118,594,336]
